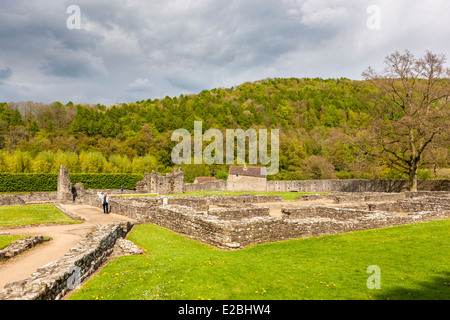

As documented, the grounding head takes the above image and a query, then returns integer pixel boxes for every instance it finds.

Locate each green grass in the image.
[0,205,82,227]
[69,219,450,300]
[0,235,25,249]
[116,191,325,201]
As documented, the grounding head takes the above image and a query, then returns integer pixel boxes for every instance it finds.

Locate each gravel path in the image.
[0,204,134,290]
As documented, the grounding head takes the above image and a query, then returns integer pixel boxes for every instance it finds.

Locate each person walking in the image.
[103,193,109,214]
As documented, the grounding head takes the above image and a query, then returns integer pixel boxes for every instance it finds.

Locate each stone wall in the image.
[0,236,50,262]
[57,165,73,201]
[0,192,59,206]
[184,180,227,192]
[151,168,184,194]
[0,222,134,300]
[0,194,26,206]
[227,175,267,192]
[295,192,407,203]
[267,179,450,192]
[207,205,270,220]
[77,191,449,250]
[135,173,151,193]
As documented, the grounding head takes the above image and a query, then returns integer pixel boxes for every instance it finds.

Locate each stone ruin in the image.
[76,190,450,250]
[151,168,184,194]
[57,165,73,201]
[0,236,50,262]
[1,164,449,300]
[135,168,184,194]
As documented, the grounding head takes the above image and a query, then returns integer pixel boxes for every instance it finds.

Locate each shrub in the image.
[0,173,143,192]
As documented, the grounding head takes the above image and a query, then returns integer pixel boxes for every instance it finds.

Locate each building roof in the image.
[194,177,218,183]
[228,165,266,178]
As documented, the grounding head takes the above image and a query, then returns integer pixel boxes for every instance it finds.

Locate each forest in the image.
[0,77,448,183]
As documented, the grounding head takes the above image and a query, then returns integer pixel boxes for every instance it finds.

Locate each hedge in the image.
[0,173,143,193]
[71,174,143,190]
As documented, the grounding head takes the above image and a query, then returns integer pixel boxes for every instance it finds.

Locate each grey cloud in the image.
[39,51,106,78]
[0,0,448,105]
[0,67,12,80]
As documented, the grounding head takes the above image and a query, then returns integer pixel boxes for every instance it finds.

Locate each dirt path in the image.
[0,204,134,290]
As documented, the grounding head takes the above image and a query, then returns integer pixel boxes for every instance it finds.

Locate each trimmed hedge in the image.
[70,174,143,190]
[0,174,58,192]
[0,173,143,192]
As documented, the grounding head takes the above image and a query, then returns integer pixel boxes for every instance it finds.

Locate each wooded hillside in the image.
[0,77,448,182]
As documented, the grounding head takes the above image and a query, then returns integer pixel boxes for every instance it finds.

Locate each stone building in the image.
[194,177,218,184]
[227,164,267,192]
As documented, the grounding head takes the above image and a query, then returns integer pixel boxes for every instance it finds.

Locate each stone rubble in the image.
[0,236,50,262]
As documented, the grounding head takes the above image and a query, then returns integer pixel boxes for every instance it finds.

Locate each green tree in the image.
[363,50,450,191]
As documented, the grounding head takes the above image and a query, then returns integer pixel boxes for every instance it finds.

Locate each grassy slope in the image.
[0,204,82,227]
[70,219,450,300]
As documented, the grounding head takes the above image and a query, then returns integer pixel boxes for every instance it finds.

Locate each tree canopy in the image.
[0,76,448,182]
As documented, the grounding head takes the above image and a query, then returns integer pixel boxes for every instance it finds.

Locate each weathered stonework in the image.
[207,205,270,220]
[0,194,26,206]
[57,165,73,201]
[151,168,184,194]
[267,179,450,193]
[135,172,151,193]
[0,222,134,300]
[77,190,450,251]
[0,236,50,262]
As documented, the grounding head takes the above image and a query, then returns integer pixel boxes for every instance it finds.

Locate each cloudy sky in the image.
[0,0,449,105]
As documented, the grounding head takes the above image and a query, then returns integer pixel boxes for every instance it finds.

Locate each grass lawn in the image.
[117,191,324,201]
[0,235,25,249]
[0,205,82,227]
[69,219,450,300]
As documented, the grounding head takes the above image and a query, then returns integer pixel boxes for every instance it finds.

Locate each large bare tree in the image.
[362,50,450,191]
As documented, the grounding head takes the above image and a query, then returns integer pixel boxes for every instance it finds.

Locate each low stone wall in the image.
[0,194,26,206]
[77,193,284,213]
[222,209,449,248]
[74,190,449,251]
[0,192,60,206]
[0,221,134,300]
[80,193,450,250]
[281,206,372,220]
[207,205,270,220]
[0,236,50,262]
[164,194,283,211]
[295,191,450,204]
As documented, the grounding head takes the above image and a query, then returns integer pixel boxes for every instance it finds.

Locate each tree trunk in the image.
[409,163,418,192]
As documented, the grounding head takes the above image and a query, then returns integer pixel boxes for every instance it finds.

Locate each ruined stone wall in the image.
[0,222,134,300]
[0,236,50,262]
[295,192,407,203]
[75,190,449,251]
[0,192,59,206]
[184,180,227,192]
[267,179,450,193]
[207,205,270,220]
[151,168,184,194]
[223,209,449,249]
[57,165,73,201]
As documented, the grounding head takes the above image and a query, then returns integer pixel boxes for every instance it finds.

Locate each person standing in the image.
[103,193,109,214]
[121,185,124,193]
[98,191,103,205]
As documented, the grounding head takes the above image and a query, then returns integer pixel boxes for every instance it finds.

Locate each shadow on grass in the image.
[373,271,450,300]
